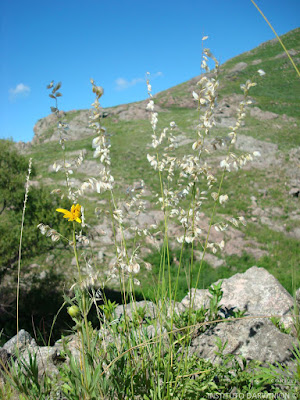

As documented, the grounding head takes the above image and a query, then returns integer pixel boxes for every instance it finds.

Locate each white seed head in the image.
[257,69,266,76]
[146,100,154,111]
[192,91,199,101]
[219,194,229,205]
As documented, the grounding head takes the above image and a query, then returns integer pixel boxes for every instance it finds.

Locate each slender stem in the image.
[72,222,90,353]
[16,158,32,350]
[72,224,82,282]
[192,166,226,309]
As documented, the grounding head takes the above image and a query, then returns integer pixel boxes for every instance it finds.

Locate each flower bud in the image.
[68,305,80,318]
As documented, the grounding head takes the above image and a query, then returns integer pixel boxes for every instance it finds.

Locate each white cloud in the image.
[115,77,144,91]
[115,72,163,91]
[153,71,163,78]
[9,83,31,100]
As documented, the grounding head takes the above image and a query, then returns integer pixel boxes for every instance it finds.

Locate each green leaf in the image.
[53,81,62,92]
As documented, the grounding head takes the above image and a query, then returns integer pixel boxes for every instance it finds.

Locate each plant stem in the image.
[72,222,91,353]
[16,158,32,350]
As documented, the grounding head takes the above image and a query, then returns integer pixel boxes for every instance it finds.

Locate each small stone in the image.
[39,270,47,280]
[97,250,104,262]
[251,59,262,65]
[28,263,40,269]
[46,254,55,263]
[289,188,299,197]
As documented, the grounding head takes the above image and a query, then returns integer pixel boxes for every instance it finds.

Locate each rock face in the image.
[3,329,37,353]
[1,267,298,380]
[182,267,295,330]
[218,267,295,331]
[249,107,278,120]
[31,100,164,144]
[189,317,297,366]
[228,62,248,74]
[114,300,158,320]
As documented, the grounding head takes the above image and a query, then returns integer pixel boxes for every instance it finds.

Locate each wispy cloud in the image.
[115,77,144,91]
[115,72,163,91]
[9,83,31,101]
[152,71,163,78]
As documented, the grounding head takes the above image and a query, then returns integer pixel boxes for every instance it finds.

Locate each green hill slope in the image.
[1,28,299,343]
[19,27,300,291]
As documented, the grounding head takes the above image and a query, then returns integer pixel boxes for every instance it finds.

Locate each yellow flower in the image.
[56,204,82,223]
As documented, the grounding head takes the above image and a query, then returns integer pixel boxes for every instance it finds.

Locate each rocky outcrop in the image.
[31,100,166,145]
[189,317,297,366]
[3,329,37,353]
[1,267,298,381]
[249,107,278,120]
[228,62,248,74]
[183,267,296,331]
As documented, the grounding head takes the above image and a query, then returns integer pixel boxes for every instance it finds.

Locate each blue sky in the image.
[1,0,299,143]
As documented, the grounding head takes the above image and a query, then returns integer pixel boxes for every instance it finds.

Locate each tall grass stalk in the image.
[16,157,32,349]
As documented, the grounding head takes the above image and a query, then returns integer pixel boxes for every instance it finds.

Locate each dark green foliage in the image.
[0,183,73,281]
[0,267,68,346]
[0,140,35,214]
[0,139,75,280]
[0,139,75,345]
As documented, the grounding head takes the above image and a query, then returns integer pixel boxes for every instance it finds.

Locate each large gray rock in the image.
[18,345,63,377]
[182,267,295,331]
[181,288,211,310]
[215,266,295,330]
[115,300,158,321]
[189,317,297,366]
[2,268,298,382]
[3,330,62,378]
[3,329,37,354]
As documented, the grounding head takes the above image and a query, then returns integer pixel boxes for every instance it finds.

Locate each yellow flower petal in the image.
[56,208,69,214]
[56,204,82,223]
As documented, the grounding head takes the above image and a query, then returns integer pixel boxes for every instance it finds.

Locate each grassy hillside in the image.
[1,28,299,343]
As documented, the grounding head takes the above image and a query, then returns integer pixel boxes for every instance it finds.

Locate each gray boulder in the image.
[115,300,158,321]
[2,267,298,381]
[189,317,297,366]
[215,266,295,330]
[17,345,63,377]
[181,288,211,309]
[182,267,295,330]
[3,329,37,354]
